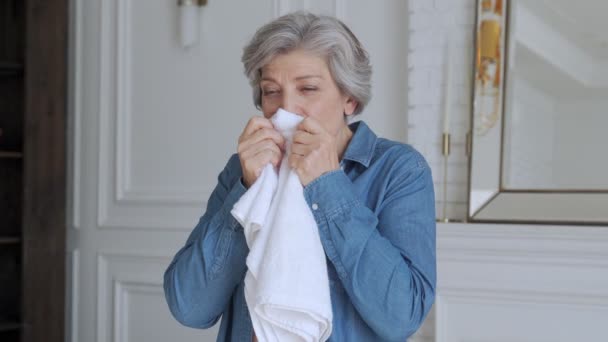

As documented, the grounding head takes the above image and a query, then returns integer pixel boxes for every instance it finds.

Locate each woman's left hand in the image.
[289,117,340,186]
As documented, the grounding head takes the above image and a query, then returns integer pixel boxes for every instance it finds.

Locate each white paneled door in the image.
[68,1,410,341]
[69,1,277,341]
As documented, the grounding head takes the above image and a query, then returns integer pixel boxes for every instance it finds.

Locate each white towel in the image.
[231,109,333,342]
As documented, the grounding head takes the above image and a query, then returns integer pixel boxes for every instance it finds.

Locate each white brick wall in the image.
[408,0,476,221]
[407,3,478,340]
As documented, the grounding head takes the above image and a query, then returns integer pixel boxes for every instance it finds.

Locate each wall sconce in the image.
[178,0,207,48]
[474,0,504,135]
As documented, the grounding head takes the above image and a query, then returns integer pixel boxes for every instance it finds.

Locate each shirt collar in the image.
[342,120,377,168]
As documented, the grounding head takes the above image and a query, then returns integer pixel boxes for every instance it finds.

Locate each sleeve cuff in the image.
[303,170,360,218]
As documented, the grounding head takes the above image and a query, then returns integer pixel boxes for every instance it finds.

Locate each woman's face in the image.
[260,49,357,136]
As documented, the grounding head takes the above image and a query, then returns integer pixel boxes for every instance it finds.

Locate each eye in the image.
[301,86,318,92]
[262,89,280,96]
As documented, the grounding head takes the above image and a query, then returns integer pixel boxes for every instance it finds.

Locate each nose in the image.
[281,91,304,116]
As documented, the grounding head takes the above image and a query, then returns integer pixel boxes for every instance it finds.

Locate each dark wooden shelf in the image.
[1,1,68,340]
[0,151,22,159]
[0,237,20,245]
[0,61,23,76]
[0,321,21,332]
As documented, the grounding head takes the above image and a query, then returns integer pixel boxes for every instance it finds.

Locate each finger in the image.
[288,153,302,169]
[290,142,309,157]
[297,116,324,135]
[240,151,262,184]
[290,153,311,175]
[239,128,285,153]
[239,140,278,168]
[240,143,282,179]
[251,127,285,148]
[248,139,282,158]
[254,147,282,168]
[241,116,274,139]
[292,130,315,145]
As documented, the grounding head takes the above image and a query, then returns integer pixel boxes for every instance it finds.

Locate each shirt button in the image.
[312,203,319,210]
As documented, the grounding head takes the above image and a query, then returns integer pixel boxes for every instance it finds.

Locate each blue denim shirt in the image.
[164,121,436,341]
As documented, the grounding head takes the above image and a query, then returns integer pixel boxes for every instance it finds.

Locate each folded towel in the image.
[231,109,333,342]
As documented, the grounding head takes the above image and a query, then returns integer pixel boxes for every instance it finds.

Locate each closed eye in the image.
[262,89,280,96]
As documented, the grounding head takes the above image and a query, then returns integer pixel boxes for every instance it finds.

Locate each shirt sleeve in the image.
[303,159,436,341]
[163,154,249,328]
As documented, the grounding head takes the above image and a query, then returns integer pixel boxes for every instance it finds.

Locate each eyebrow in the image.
[261,75,324,82]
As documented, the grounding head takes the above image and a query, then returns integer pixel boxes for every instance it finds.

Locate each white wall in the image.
[408,0,476,220]
[436,222,608,342]
[345,0,410,142]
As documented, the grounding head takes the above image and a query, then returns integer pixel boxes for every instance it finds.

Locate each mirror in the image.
[469,0,608,224]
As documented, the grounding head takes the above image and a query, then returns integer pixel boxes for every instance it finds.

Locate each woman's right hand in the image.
[237,116,285,188]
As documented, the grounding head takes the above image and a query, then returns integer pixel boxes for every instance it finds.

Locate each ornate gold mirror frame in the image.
[468,0,608,225]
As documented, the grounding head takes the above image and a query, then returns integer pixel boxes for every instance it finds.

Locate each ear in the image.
[343,96,358,116]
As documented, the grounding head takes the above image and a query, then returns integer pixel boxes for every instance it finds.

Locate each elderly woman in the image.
[164,12,435,341]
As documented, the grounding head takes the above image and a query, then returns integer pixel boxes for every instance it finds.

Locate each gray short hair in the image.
[242,11,372,115]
